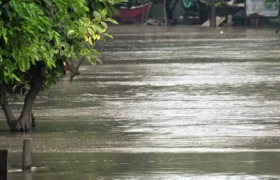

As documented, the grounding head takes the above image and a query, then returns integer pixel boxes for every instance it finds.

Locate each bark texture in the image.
[0,67,46,132]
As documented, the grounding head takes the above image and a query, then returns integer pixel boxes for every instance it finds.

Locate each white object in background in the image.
[246,0,279,17]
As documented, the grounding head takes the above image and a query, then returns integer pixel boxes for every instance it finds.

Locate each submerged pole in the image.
[164,0,168,26]
[211,0,216,27]
[0,150,8,180]
[22,139,32,171]
[142,0,145,23]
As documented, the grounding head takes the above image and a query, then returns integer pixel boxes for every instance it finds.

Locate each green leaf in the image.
[92,24,104,33]
[12,74,21,82]
[80,48,90,56]
[106,18,118,24]
[67,30,76,38]
[101,21,108,28]
[93,11,101,20]
[101,8,107,18]
[2,28,8,44]
[3,36,8,44]
[65,51,72,58]
[19,58,30,72]
[71,45,75,52]
[95,57,102,64]
[83,6,89,12]
[104,33,113,39]
[91,49,101,56]
[87,28,94,35]
[100,35,106,42]
[89,37,94,45]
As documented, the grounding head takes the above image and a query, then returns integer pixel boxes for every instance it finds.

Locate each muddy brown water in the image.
[1,26,280,179]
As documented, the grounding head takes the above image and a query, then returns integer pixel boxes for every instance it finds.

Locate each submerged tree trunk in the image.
[0,67,46,132]
[0,86,16,128]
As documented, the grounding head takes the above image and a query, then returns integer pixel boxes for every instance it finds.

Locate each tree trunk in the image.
[18,67,46,132]
[31,113,35,128]
[0,67,46,132]
[0,86,16,129]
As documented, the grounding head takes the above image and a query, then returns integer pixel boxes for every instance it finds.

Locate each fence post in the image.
[22,139,32,171]
[0,150,8,180]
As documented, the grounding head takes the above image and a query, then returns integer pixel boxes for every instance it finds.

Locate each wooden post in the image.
[0,150,8,180]
[225,5,228,25]
[227,15,232,26]
[198,0,202,24]
[211,0,216,27]
[244,2,247,26]
[22,139,32,171]
[164,0,168,26]
[141,0,145,24]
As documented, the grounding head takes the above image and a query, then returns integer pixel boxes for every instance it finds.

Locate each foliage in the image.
[0,0,125,98]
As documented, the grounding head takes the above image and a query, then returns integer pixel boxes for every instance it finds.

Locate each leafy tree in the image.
[0,0,124,132]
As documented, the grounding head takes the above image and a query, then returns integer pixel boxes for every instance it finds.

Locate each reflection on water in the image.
[6,152,280,180]
[1,26,280,179]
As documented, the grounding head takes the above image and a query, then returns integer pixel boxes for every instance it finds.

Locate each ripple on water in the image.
[2,26,280,179]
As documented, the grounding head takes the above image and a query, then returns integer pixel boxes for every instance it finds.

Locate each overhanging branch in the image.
[69,56,85,82]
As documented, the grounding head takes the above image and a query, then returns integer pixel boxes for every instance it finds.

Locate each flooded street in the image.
[1,26,280,179]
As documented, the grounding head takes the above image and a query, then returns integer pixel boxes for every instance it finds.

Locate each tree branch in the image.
[0,0,11,8]
[70,56,85,82]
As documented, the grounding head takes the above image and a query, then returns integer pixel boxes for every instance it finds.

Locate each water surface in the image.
[1,26,280,179]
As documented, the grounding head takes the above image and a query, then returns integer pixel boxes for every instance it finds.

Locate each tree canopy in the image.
[0,0,124,131]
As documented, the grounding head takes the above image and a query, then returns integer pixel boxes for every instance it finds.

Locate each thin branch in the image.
[70,56,85,82]
[0,0,11,8]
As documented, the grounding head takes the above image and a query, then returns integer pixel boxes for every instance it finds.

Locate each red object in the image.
[63,61,68,70]
[64,65,69,70]
[113,3,151,22]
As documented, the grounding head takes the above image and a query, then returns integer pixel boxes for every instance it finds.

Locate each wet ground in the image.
[1,25,280,179]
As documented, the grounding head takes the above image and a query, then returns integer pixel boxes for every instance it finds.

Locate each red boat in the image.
[113,2,151,23]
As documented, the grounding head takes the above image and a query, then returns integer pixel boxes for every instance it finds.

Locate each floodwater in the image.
[1,26,280,179]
